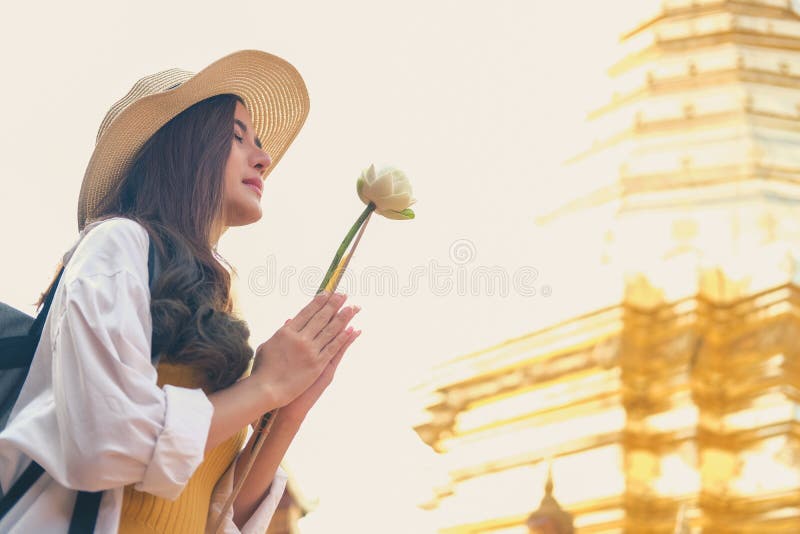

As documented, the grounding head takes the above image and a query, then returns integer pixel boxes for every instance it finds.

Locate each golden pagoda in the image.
[527,468,575,534]
[413,1,800,532]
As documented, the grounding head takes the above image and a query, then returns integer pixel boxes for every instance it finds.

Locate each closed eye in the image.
[234,119,263,149]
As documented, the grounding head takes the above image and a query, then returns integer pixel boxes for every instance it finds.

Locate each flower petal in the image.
[356,164,416,213]
[376,192,413,211]
[379,166,406,182]
[370,174,395,200]
[356,177,371,205]
[389,174,413,195]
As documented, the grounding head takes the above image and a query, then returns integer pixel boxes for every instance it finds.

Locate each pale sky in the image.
[0,1,655,532]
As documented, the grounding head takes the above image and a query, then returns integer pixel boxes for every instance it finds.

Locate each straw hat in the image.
[77,49,310,231]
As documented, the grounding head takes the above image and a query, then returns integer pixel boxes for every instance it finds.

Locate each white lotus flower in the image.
[356,164,416,220]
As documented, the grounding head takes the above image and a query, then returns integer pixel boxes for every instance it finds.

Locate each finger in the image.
[301,292,348,339]
[320,323,358,361]
[315,330,359,391]
[329,329,360,370]
[313,305,360,349]
[287,291,334,332]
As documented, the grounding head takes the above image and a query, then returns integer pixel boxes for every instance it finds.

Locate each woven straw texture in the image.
[77,49,310,231]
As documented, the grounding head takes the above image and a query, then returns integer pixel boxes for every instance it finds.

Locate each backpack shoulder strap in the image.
[0,462,42,518]
[68,490,102,533]
[27,267,66,342]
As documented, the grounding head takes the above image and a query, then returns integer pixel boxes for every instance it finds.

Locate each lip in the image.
[242,177,263,197]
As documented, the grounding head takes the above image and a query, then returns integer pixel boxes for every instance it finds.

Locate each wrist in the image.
[244,375,283,414]
[277,404,307,427]
[266,409,304,440]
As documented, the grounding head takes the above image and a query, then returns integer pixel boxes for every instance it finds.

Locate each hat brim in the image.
[77,49,310,231]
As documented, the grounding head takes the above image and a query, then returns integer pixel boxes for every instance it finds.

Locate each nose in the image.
[252,147,272,177]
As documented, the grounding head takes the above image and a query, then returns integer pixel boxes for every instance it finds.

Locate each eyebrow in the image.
[234,119,263,149]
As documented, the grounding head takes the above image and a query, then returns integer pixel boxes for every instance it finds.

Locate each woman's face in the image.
[220,101,272,230]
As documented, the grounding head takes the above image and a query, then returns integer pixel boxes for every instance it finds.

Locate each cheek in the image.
[223,147,244,193]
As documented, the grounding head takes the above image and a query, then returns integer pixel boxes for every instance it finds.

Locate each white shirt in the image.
[0,217,287,533]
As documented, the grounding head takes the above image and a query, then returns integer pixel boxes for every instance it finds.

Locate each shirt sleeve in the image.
[43,218,214,498]
[207,461,289,534]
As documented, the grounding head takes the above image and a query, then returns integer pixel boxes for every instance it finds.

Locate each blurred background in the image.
[2,0,800,532]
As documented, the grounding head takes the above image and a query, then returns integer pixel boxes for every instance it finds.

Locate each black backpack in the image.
[0,234,160,533]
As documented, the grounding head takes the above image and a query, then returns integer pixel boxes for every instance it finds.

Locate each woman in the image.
[0,50,361,532]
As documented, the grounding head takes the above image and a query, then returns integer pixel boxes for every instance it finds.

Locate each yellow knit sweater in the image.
[118,362,248,534]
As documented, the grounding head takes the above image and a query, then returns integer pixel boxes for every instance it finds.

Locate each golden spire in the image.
[526,465,574,534]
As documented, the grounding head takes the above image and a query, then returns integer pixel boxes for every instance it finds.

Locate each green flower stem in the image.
[333,210,372,291]
[251,201,377,454]
[317,202,376,295]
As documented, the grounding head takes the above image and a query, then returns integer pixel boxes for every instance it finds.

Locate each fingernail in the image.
[345,326,354,334]
[353,305,361,313]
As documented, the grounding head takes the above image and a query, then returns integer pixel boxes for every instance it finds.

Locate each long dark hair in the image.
[37,93,253,391]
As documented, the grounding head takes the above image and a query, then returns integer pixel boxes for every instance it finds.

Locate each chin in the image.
[227,207,263,228]
[239,211,263,227]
